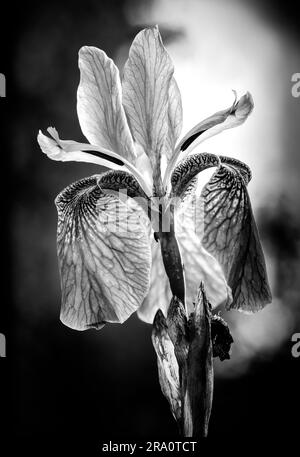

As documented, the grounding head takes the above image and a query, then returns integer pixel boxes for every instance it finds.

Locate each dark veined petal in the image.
[164,77,183,161]
[152,310,181,422]
[163,92,253,188]
[55,176,151,330]
[219,155,252,185]
[122,26,174,181]
[77,46,136,163]
[171,152,220,198]
[201,163,272,312]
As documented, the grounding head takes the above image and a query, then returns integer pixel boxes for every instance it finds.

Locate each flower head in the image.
[38,26,271,331]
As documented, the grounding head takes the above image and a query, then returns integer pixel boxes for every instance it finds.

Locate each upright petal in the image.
[164,77,183,161]
[55,175,151,330]
[122,26,174,185]
[77,46,136,163]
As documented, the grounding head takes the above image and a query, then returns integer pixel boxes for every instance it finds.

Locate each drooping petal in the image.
[122,26,174,187]
[37,127,152,197]
[163,92,253,188]
[201,163,272,312]
[219,155,252,185]
[77,46,136,163]
[164,77,183,161]
[170,152,220,198]
[55,175,151,330]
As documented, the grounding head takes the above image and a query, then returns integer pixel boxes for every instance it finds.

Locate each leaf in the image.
[211,314,234,361]
[166,296,189,367]
[122,26,174,175]
[77,46,136,163]
[201,163,272,312]
[152,310,182,423]
[55,175,151,330]
[185,283,213,438]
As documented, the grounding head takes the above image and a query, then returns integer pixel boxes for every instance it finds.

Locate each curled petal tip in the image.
[235,91,254,119]
[37,129,61,160]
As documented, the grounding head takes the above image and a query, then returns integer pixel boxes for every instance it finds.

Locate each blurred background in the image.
[1,0,300,453]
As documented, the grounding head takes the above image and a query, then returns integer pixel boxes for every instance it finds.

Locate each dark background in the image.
[1,0,300,454]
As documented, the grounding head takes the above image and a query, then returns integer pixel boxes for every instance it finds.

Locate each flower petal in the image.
[77,46,136,163]
[175,195,232,313]
[137,238,172,324]
[164,77,183,161]
[179,92,253,154]
[163,92,253,188]
[37,128,152,196]
[201,163,272,312]
[55,175,151,330]
[122,26,174,183]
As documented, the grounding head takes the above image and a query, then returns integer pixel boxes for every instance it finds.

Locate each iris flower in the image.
[38,26,271,334]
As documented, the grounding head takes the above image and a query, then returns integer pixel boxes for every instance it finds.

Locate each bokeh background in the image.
[2,0,300,453]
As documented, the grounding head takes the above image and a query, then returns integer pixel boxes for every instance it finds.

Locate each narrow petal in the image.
[137,238,172,324]
[164,77,183,161]
[55,176,151,330]
[122,26,174,186]
[37,128,152,196]
[77,46,136,163]
[201,163,272,312]
[163,92,253,188]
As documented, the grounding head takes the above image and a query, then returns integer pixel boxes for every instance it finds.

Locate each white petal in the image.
[175,195,232,313]
[37,128,152,196]
[137,237,172,324]
[201,163,272,312]
[164,77,183,161]
[56,176,151,330]
[77,46,136,163]
[122,26,174,179]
